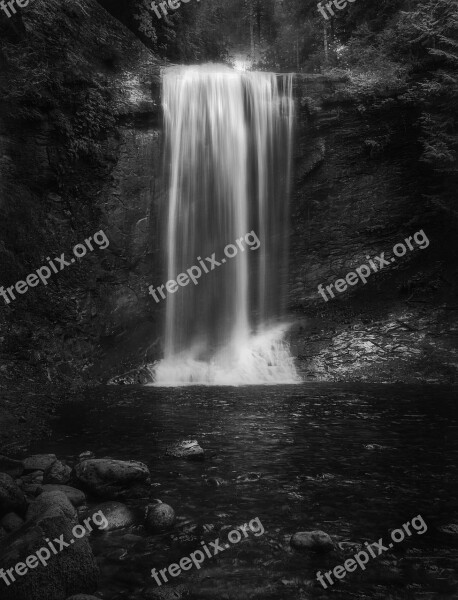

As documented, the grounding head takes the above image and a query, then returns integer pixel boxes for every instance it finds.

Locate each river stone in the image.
[0,455,23,478]
[145,501,175,533]
[22,454,57,473]
[42,485,86,507]
[0,507,99,600]
[43,460,72,485]
[74,459,150,498]
[84,501,137,531]
[1,512,24,533]
[0,473,27,517]
[27,491,77,522]
[290,530,334,552]
[165,440,204,460]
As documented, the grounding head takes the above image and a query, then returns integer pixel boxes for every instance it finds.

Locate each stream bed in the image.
[26,383,458,599]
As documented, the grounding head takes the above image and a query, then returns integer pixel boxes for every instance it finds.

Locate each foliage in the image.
[0,8,116,165]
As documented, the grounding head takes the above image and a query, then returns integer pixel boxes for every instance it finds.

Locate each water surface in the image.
[29,384,458,599]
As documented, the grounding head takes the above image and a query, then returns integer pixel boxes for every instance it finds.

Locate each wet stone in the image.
[165,440,204,460]
[145,501,175,533]
[290,530,334,552]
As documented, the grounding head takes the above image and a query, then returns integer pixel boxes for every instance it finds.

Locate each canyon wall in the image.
[289,75,458,382]
[0,1,456,387]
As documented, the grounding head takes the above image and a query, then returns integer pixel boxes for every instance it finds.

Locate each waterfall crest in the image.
[152,64,300,386]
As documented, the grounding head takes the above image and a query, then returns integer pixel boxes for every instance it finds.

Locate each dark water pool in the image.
[28,384,458,600]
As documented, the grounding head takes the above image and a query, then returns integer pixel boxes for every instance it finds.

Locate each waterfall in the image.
[152,64,300,386]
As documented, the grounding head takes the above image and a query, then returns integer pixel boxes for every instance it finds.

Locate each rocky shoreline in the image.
[0,443,202,600]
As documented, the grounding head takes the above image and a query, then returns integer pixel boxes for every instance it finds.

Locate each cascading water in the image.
[152,64,300,386]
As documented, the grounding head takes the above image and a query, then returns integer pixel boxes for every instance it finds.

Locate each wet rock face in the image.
[289,76,458,384]
[0,0,163,389]
[0,473,27,517]
[74,459,150,498]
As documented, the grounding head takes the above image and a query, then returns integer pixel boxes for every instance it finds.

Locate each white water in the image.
[152,64,300,386]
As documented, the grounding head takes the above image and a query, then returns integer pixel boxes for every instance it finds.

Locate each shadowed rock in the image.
[43,460,72,485]
[0,473,27,517]
[1,512,24,533]
[0,456,23,478]
[0,506,99,600]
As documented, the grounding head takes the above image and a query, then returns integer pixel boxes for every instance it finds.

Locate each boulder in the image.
[22,454,57,473]
[290,530,334,553]
[84,501,137,532]
[27,491,77,523]
[165,440,204,460]
[41,485,86,507]
[0,455,23,478]
[74,459,150,499]
[1,512,24,533]
[0,506,99,600]
[145,501,175,533]
[43,461,72,485]
[0,473,27,517]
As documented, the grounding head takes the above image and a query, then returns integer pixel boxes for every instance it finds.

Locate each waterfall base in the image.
[150,325,301,387]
